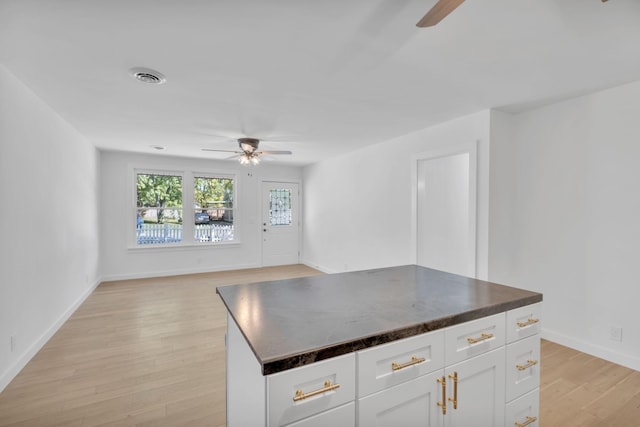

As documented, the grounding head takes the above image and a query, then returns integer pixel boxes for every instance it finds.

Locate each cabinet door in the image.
[358,370,443,427]
[285,402,355,427]
[444,348,505,427]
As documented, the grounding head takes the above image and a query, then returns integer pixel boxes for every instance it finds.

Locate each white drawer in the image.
[444,313,506,365]
[505,388,539,427]
[284,402,355,427]
[507,303,542,344]
[268,353,356,427]
[357,330,444,397]
[506,335,540,402]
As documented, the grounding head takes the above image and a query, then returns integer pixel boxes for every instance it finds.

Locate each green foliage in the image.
[194,177,233,208]
[137,174,183,224]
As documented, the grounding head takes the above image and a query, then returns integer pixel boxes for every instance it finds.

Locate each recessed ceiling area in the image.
[1,0,639,166]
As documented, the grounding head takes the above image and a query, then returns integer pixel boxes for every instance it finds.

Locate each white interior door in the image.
[415,143,477,277]
[262,181,300,267]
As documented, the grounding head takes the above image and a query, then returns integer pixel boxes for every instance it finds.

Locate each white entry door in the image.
[415,143,477,277]
[262,181,300,266]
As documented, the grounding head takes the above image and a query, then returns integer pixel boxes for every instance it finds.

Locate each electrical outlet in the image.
[10,335,16,352]
[609,326,623,342]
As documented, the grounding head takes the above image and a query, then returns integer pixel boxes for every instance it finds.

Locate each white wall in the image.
[0,64,100,391]
[303,110,491,277]
[100,151,303,280]
[489,81,640,371]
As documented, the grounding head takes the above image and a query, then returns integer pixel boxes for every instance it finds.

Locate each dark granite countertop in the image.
[216,265,542,375]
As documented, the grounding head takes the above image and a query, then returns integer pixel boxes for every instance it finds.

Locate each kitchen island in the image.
[217,265,543,426]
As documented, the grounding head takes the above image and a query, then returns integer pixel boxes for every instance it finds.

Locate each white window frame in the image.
[131,167,238,249]
[191,171,237,245]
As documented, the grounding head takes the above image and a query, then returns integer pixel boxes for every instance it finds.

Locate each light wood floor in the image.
[0,265,638,426]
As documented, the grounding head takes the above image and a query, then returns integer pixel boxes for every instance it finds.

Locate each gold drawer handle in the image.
[515,415,537,427]
[467,332,494,344]
[392,355,426,371]
[517,318,540,328]
[516,359,539,371]
[437,376,447,415]
[448,371,458,409]
[293,380,340,402]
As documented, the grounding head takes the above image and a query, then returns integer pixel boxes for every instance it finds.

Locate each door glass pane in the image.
[269,189,292,226]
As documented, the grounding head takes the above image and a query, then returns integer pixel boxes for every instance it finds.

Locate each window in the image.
[136,173,183,244]
[269,188,292,226]
[134,170,235,246]
[193,175,234,243]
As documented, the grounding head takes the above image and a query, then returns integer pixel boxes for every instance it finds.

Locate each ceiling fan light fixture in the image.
[238,152,260,166]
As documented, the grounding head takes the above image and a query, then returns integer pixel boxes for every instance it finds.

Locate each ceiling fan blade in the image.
[257,150,292,155]
[201,148,241,153]
[416,0,465,27]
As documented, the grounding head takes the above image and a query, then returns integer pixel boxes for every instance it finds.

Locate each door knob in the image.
[263,229,267,232]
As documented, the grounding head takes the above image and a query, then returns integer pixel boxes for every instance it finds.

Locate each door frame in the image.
[410,141,478,277]
[260,179,302,267]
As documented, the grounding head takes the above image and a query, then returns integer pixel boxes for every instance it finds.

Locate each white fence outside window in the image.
[136,223,234,245]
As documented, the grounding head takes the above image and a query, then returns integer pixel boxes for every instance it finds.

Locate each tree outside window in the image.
[134,171,235,245]
[136,173,183,244]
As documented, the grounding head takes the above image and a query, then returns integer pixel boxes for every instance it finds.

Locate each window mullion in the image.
[183,173,195,243]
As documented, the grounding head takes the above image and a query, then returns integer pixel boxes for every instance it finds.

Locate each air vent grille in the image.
[129,67,166,85]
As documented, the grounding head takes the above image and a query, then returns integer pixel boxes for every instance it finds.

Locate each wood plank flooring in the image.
[0,265,639,426]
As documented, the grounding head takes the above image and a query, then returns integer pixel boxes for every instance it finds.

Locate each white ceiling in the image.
[1,0,640,166]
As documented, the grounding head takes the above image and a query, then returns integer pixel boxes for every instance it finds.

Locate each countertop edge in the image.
[260,293,543,375]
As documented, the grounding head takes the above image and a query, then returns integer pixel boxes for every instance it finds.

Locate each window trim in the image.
[130,167,238,249]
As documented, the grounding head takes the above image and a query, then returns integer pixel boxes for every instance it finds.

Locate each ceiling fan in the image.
[202,137,292,165]
[417,0,610,27]
[416,0,465,27]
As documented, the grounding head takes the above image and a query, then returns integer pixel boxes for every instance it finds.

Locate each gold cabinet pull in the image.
[516,359,539,371]
[391,355,426,371]
[515,415,537,427]
[516,318,540,328]
[437,376,447,415]
[447,371,458,409]
[467,332,494,344]
[293,380,340,402]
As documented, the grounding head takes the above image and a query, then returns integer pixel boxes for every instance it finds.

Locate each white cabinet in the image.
[356,313,508,427]
[285,402,355,427]
[505,335,540,402]
[226,304,541,427]
[507,303,542,343]
[268,353,356,426]
[505,389,539,427]
[357,330,445,397]
[358,371,444,427]
[443,348,505,427]
[444,313,506,365]
[436,313,507,427]
[505,303,541,426]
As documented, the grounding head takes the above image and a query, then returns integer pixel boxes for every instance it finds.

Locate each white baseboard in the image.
[101,262,260,282]
[542,328,640,372]
[300,259,339,274]
[0,278,102,393]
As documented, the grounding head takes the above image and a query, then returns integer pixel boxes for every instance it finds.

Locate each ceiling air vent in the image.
[129,67,166,85]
